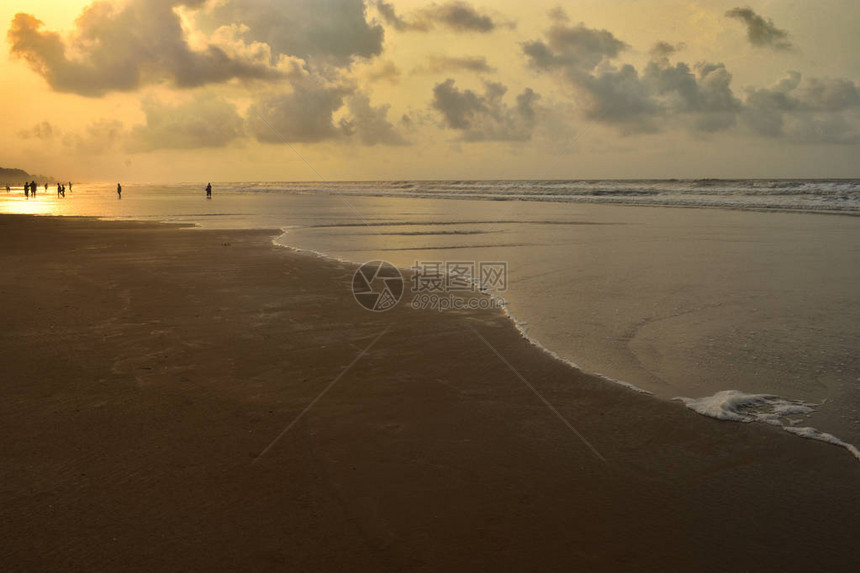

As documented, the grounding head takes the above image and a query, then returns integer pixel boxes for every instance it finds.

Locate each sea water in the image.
[2,180,858,457]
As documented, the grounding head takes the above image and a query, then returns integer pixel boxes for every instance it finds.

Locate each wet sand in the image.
[0,214,858,571]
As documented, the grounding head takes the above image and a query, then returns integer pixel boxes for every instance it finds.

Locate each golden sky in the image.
[2,0,859,182]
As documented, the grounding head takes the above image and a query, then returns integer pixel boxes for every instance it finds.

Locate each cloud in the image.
[522,14,857,143]
[207,23,307,77]
[129,93,245,152]
[742,72,860,144]
[416,55,496,74]
[18,121,57,140]
[376,1,504,34]
[364,60,402,84]
[7,2,284,97]
[247,81,352,144]
[247,80,407,146]
[376,1,429,32]
[523,15,740,133]
[340,94,409,146]
[432,79,541,141]
[195,0,384,66]
[650,41,685,59]
[725,7,792,50]
[62,119,126,154]
[642,57,741,132]
[423,1,498,32]
[575,65,659,132]
[522,21,628,75]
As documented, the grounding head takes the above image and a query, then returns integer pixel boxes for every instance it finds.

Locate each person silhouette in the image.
[57,183,62,197]
[68,181,73,192]
[24,182,29,197]
[30,181,37,197]
[117,183,122,199]
[206,182,212,198]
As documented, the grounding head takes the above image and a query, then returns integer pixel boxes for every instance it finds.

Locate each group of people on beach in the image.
[12,181,73,199]
[6,181,212,200]
[22,181,38,198]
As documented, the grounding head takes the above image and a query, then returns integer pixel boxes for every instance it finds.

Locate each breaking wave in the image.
[675,391,860,462]
[216,179,860,214]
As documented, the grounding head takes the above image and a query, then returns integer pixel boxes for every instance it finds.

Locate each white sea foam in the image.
[674,391,810,424]
[272,227,352,263]
[783,426,860,462]
[220,179,860,214]
[675,390,860,462]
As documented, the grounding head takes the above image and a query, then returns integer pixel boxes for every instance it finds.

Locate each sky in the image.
[1,0,859,182]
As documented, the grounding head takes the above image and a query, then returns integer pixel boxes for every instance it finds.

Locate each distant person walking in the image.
[30,181,37,197]
[68,182,73,192]
[117,183,122,199]
[24,182,29,197]
[4,185,9,192]
[206,182,212,199]
[44,183,48,191]
[57,183,62,197]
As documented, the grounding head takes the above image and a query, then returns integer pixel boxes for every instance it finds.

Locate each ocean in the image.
[3,179,859,458]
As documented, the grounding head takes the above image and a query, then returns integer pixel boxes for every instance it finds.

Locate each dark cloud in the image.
[340,94,409,146]
[376,1,430,32]
[376,1,503,33]
[522,21,628,74]
[725,7,792,50]
[432,79,541,141]
[576,65,658,132]
[642,58,741,132]
[742,72,860,144]
[247,81,352,144]
[523,15,740,133]
[426,1,497,32]
[798,77,860,111]
[416,55,496,74]
[7,2,284,97]
[195,0,384,66]
[650,41,685,59]
[129,93,245,152]
[247,81,407,146]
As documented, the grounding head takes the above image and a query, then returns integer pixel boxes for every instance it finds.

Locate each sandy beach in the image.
[1,214,858,571]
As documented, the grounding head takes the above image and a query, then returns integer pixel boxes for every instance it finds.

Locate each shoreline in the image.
[1,213,858,570]
[274,226,860,462]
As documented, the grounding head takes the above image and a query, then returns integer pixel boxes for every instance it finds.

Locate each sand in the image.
[0,214,858,571]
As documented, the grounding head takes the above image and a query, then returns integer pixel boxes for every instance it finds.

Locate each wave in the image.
[214,179,860,215]
[675,391,860,462]
[308,220,606,228]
